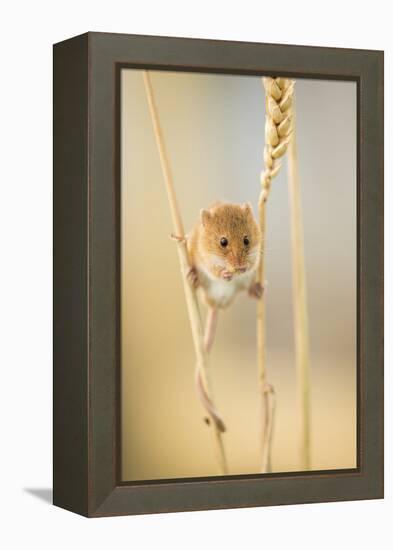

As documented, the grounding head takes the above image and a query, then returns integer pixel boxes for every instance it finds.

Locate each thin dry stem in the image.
[143,70,228,475]
[258,76,294,473]
[287,99,311,470]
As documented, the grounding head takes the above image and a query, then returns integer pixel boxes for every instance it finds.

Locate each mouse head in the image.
[199,202,261,281]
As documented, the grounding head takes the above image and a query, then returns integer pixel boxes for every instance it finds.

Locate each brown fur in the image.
[187,202,261,280]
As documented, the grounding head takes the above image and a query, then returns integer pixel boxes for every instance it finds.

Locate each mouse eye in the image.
[243,237,250,246]
[220,237,228,248]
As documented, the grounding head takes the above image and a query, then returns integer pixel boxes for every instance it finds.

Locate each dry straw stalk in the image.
[287,100,311,471]
[142,70,228,474]
[258,76,295,472]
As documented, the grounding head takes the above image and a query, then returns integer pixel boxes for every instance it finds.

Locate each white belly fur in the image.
[198,265,255,308]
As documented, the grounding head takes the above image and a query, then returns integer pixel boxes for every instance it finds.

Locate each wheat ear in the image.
[257,77,294,472]
[142,71,228,475]
[287,95,311,470]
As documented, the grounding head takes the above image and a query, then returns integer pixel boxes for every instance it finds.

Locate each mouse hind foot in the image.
[187,266,199,289]
[248,281,264,299]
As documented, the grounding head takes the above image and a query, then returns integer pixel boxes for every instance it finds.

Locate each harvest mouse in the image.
[176,202,263,432]
[186,201,263,312]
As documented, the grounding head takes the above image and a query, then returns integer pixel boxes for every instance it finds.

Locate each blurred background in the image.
[121,69,356,481]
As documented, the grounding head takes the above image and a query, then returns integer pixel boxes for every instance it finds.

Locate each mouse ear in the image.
[242,202,253,216]
[200,209,212,226]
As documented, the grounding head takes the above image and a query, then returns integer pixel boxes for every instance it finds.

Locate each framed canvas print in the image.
[53,32,384,517]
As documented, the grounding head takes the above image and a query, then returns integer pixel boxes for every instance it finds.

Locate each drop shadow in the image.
[24,488,53,504]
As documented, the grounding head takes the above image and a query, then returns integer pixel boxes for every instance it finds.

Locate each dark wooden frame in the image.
[53,32,384,517]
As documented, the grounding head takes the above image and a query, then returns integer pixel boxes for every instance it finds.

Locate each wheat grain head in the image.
[260,77,295,203]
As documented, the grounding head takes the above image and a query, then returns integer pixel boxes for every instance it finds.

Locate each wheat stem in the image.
[142,70,228,475]
[258,77,294,472]
[287,98,311,470]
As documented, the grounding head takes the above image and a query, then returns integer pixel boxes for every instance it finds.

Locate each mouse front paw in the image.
[187,266,199,289]
[248,281,264,299]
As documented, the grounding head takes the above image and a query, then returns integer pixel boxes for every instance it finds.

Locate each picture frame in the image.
[53,32,384,517]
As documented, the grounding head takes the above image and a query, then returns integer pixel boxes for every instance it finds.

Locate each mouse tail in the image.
[195,368,226,433]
